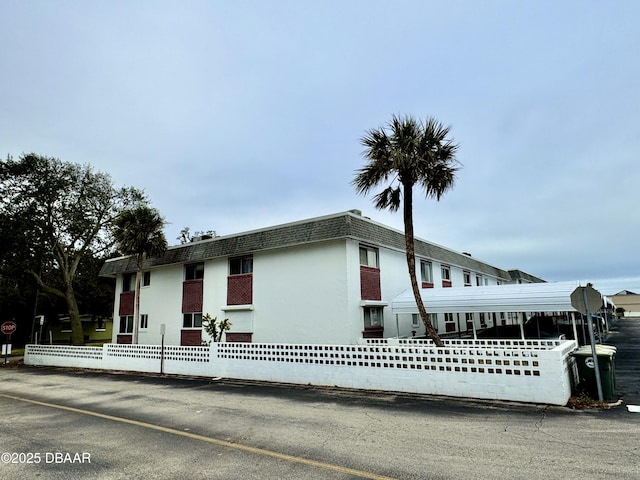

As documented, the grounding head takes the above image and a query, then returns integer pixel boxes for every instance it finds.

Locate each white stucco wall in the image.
[250,240,352,344]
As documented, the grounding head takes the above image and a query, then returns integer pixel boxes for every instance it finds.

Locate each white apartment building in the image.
[99,210,544,346]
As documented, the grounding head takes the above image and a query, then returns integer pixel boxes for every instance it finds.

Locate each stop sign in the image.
[570,285,602,314]
[1,321,17,335]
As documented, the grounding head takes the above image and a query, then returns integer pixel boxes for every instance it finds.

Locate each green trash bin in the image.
[572,345,617,401]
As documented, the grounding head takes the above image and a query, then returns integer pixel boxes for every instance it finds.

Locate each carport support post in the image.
[584,290,604,402]
[570,312,579,346]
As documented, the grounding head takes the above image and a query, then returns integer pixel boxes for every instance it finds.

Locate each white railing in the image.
[24,339,577,406]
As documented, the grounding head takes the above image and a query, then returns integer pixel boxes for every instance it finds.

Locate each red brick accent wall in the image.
[362,326,384,338]
[181,329,202,346]
[421,282,435,289]
[360,266,381,301]
[119,292,134,316]
[182,280,203,313]
[227,274,253,305]
[442,280,452,288]
[117,334,133,344]
[225,332,253,343]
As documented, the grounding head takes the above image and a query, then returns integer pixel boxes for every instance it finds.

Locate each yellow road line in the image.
[0,393,397,480]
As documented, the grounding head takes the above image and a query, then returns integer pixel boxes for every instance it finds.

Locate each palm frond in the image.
[372,186,402,211]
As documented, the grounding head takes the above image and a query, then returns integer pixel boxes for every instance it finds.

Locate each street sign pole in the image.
[3,333,10,365]
[571,285,604,402]
[583,288,604,402]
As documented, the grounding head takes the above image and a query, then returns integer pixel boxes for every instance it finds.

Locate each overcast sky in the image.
[1,1,639,295]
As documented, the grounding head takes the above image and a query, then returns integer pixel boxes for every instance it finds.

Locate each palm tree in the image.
[353,115,460,347]
[113,205,168,344]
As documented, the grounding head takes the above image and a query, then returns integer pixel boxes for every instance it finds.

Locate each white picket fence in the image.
[24,338,577,406]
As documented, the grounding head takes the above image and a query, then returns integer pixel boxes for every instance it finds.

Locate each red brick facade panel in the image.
[446,322,456,332]
[182,280,203,313]
[117,334,132,344]
[119,291,135,316]
[181,329,202,346]
[227,274,253,305]
[421,282,434,289]
[442,280,452,288]
[360,266,381,301]
[362,326,384,338]
[225,332,253,343]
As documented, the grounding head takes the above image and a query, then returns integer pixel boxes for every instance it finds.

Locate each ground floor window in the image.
[413,313,438,332]
[183,312,203,328]
[466,313,474,331]
[444,312,455,332]
[364,307,383,327]
[119,315,133,334]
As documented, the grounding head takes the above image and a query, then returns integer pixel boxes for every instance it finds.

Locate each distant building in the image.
[609,290,640,318]
[47,315,113,344]
[99,210,544,346]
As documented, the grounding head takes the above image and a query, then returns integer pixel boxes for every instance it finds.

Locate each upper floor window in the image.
[230,255,253,275]
[441,265,451,281]
[122,273,133,292]
[420,261,433,283]
[185,263,204,280]
[142,271,151,287]
[463,271,471,286]
[359,246,379,268]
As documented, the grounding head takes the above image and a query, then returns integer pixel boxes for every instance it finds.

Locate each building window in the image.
[441,265,452,287]
[359,246,379,268]
[480,313,487,328]
[119,315,133,333]
[441,266,451,280]
[230,256,253,275]
[445,312,455,332]
[183,313,203,328]
[140,314,148,330]
[463,271,471,286]
[364,307,383,327]
[466,312,474,330]
[122,274,133,292]
[420,260,433,284]
[185,263,204,280]
[413,313,437,330]
[142,271,151,287]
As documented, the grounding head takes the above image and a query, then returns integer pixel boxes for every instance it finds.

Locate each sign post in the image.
[160,324,166,375]
[1,321,17,365]
[571,285,604,402]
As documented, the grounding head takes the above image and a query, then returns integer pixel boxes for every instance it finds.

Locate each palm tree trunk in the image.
[403,184,444,347]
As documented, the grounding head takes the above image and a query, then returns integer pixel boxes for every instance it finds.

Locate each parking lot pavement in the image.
[2,366,640,480]
[603,318,640,410]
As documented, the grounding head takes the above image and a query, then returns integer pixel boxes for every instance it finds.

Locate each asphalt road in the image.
[0,365,638,480]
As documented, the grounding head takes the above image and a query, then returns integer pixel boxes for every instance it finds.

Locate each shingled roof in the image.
[99,210,522,281]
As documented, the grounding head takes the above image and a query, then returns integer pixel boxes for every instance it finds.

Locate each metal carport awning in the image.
[392,281,586,315]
